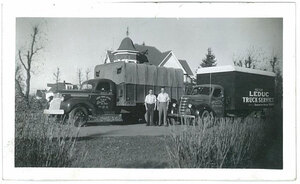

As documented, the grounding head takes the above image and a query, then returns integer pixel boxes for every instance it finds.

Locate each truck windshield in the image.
[81,81,95,90]
[191,87,212,95]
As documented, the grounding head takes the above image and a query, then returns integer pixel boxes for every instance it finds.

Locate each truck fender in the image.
[195,104,215,117]
[64,99,97,115]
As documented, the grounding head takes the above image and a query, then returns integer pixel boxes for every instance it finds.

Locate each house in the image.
[104,37,193,83]
[47,81,78,92]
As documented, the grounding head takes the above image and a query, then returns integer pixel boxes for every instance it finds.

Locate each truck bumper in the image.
[43,109,64,115]
[168,113,195,119]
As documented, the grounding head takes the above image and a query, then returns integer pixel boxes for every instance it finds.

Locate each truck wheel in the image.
[68,107,88,127]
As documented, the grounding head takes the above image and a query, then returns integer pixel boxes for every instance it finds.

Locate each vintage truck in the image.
[168,65,275,123]
[44,61,184,126]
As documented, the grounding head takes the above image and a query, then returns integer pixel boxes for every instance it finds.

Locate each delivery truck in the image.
[169,65,275,123]
[44,61,184,126]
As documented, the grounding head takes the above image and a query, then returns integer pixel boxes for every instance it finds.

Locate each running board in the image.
[88,114,123,123]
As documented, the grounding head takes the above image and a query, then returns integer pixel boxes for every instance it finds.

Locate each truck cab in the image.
[169,84,224,122]
[44,78,117,126]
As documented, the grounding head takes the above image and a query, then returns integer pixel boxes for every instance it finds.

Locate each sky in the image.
[16,18,283,92]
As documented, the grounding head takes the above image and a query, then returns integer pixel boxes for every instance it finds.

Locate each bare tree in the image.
[15,63,25,98]
[77,68,83,89]
[85,68,91,81]
[53,67,61,90]
[233,47,268,69]
[17,25,43,105]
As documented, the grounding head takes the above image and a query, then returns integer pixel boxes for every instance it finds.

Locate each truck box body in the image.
[95,62,184,106]
[197,66,275,111]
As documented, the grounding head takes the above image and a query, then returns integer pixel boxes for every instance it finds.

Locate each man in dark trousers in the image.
[144,89,156,126]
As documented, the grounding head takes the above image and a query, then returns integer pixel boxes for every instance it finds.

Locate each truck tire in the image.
[68,106,88,127]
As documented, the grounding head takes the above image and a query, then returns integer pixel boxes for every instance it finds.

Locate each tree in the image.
[269,56,282,105]
[77,68,83,89]
[233,47,268,69]
[15,64,25,99]
[200,48,217,67]
[17,25,44,105]
[53,67,61,90]
[85,68,91,81]
[270,56,278,73]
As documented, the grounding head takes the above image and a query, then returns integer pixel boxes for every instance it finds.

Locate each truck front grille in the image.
[179,97,188,115]
[49,98,62,110]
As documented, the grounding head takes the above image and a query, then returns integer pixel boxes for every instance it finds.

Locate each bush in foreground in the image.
[166,116,273,168]
[15,97,88,167]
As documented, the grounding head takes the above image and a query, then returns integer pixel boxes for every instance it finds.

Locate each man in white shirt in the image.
[157,87,170,126]
[144,89,156,126]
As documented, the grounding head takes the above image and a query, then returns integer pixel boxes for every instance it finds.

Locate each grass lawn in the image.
[74,136,172,168]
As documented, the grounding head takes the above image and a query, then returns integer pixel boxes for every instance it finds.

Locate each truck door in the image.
[90,81,116,114]
[211,87,224,117]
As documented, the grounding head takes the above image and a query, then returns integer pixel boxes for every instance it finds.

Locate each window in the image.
[119,89,123,97]
[117,67,122,74]
[81,80,96,90]
[192,87,212,95]
[213,88,222,98]
[81,83,93,90]
[96,71,100,77]
[96,82,110,92]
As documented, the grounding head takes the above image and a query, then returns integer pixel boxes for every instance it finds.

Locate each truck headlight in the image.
[172,103,176,107]
[188,104,192,108]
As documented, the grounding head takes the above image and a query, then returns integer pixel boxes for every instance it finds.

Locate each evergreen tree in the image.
[201,48,217,67]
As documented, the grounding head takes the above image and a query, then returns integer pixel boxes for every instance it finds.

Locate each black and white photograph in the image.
[1,1,297,183]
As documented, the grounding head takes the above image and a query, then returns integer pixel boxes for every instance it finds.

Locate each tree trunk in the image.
[25,70,31,106]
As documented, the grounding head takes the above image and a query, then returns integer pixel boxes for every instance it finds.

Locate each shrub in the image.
[15,96,88,167]
[166,116,272,168]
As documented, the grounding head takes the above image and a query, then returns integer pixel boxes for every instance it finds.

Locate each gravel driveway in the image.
[77,123,174,137]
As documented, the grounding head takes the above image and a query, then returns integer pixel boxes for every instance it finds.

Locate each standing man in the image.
[157,87,170,126]
[144,89,156,126]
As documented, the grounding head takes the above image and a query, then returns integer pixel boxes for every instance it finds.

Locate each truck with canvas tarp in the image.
[44,61,184,126]
[169,65,275,123]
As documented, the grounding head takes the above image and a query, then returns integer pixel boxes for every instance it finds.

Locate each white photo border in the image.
[2,1,296,182]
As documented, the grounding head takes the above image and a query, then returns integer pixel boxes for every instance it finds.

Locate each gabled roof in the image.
[179,59,194,76]
[134,44,171,66]
[118,37,137,51]
[106,50,114,63]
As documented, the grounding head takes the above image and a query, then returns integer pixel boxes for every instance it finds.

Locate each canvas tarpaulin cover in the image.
[94,62,184,87]
[146,65,157,86]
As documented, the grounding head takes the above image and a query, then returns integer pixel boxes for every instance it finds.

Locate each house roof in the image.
[179,59,194,76]
[106,50,114,63]
[134,44,171,66]
[118,37,137,51]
